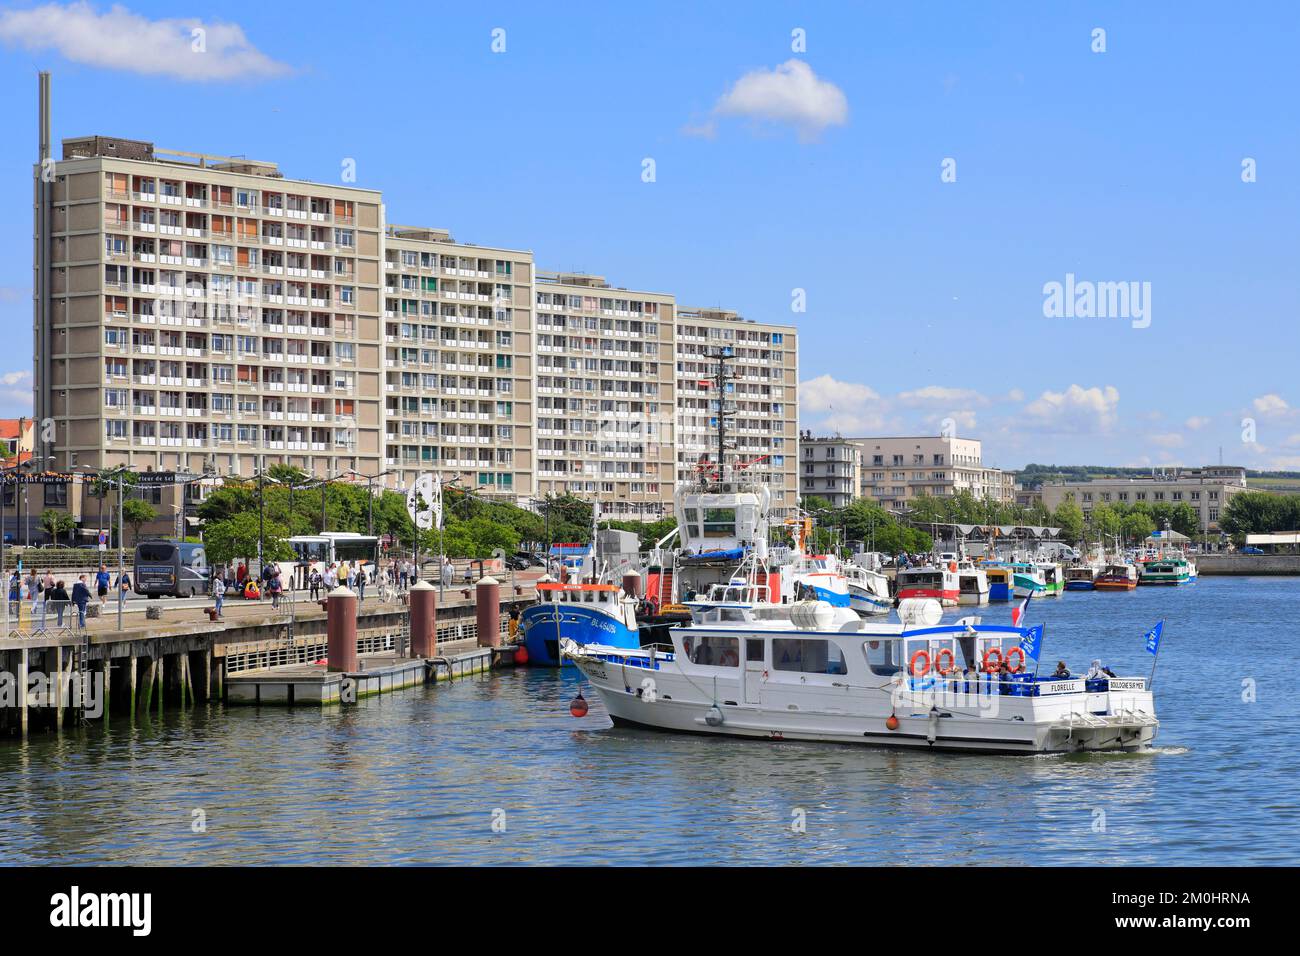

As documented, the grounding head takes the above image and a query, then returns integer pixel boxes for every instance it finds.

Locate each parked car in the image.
[503,554,531,571]
[515,551,546,568]
[1241,546,1265,555]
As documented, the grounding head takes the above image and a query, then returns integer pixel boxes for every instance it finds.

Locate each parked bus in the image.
[281,532,380,589]
[134,539,209,598]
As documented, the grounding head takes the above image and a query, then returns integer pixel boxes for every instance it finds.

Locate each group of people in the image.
[1051,659,1118,681]
[5,563,131,630]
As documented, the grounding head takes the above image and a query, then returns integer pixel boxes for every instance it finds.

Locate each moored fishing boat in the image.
[1007,562,1046,599]
[984,565,1015,601]
[1036,561,1065,597]
[842,561,892,616]
[1138,557,1191,586]
[1064,565,1099,591]
[956,563,990,605]
[563,602,1160,754]
[895,565,960,606]
[520,582,641,666]
[1094,563,1139,590]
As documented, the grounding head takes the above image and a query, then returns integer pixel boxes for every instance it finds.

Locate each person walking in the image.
[268,565,283,610]
[356,565,367,602]
[71,574,91,630]
[309,567,322,600]
[115,567,132,616]
[212,567,226,619]
[49,580,69,627]
[95,564,111,607]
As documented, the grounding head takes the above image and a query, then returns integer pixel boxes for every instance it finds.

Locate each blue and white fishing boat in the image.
[843,561,893,616]
[1007,562,1047,599]
[520,581,641,666]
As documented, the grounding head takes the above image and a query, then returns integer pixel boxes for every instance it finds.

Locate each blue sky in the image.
[1,0,1296,470]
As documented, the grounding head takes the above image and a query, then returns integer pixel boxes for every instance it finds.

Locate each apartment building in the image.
[674,308,799,517]
[856,435,1015,510]
[30,130,802,533]
[382,226,535,498]
[534,274,676,519]
[1039,466,1247,532]
[37,136,384,488]
[798,434,862,509]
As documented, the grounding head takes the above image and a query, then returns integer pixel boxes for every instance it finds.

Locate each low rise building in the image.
[1039,466,1248,532]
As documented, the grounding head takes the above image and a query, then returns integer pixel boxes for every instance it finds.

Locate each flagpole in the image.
[1147,618,1165,690]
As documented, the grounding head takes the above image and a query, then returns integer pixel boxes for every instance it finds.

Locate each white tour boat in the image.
[564,601,1159,754]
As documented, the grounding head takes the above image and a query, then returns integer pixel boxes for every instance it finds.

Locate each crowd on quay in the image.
[5,563,131,630]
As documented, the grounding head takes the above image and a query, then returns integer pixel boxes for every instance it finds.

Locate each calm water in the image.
[2,576,1297,866]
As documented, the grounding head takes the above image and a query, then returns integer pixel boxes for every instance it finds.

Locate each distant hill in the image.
[1016,463,1300,491]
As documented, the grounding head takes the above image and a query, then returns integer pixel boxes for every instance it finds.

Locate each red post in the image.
[326,585,358,672]
[476,575,501,648]
[409,580,436,657]
[622,570,641,598]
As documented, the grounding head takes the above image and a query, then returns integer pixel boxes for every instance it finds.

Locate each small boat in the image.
[520,582,641,667]
[1007,562,1046,599]
[1064,566,1099,591]
[842,561,892,616]
[984,565,1016,602]
[788,552,851,608]
[564,602,1159,753]
[1036,561,1065,597]
[1138,557,1191,586]
[956,564,990,605]
[895,565,960,606]
[1094,563,1138,590]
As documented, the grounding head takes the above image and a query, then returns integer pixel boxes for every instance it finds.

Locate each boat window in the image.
[746,639,764,663]
[720,608,747,622]
[702,507,736,537]
[863,639,900,676]
[773,638,847,676]
[688,635,740,667]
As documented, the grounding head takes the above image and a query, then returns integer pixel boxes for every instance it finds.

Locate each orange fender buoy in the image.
[569,692,589,718]
[885,713,900,731]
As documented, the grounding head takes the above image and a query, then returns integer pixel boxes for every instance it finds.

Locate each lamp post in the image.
[75,464,128,631]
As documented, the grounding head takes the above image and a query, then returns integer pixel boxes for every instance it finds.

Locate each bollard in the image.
[622,570,642,599]
[409,580,437,657]
[326,585,358,672]
[476,575,501,648]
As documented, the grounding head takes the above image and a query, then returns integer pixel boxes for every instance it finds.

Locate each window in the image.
[864,640,900,676]
[44,482,69,507]
[773,638,847,676]
[702,507,735,537]
[682,634,740,667]
[746,639,764,663]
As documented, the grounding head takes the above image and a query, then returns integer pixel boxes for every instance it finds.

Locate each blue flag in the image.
[1019,624,1044,661]
[1144,620,1163,656]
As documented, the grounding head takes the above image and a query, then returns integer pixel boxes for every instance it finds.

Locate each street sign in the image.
[98,531,107,552]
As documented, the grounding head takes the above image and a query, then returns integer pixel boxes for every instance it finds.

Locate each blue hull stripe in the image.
[520,604,640,667]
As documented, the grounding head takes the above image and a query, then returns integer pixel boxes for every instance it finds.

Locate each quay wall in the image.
[1197,554,1300,576]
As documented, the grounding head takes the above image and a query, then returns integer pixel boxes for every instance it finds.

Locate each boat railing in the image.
[903,672,1143,698]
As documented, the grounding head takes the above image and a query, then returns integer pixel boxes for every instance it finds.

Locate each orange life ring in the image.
[1005,647,1026,673]
[909,649,931,677]
[935,648,957,676]
[982,647,1003,673]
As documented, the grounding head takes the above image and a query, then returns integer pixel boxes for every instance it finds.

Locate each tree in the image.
[1121,511,1155,545]
[121,499,156,545]
[39,508,76,546]
[204,512,293,566]
[1052,497,1085,544]
[1086,502,1122,542]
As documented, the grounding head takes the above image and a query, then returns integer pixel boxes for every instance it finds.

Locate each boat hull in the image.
[848,587,892,616]
[896,587,959,607]
[578,669,1156,754]
[520,603,640,667]
[988,581,1014,602]
[1094,579,1137,591]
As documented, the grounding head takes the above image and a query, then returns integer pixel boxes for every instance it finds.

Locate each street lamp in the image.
[346,468,393,537]
[74,464,129,631]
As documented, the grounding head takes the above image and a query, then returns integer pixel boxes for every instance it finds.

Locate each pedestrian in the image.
[95,564,111,606]
[237,561,248,586]
[398,562,408,591]
[49,580,69,627]
[356,565,366,601]
[309,567,322,600]
[508,607,520,642]
[71,574,91,630]
[115,567,132,613]
[440,556,453,588]
[269,566,283,610]
[212,567,225,619]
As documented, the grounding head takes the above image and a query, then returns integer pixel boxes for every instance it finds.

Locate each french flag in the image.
[1011,593,1032,627]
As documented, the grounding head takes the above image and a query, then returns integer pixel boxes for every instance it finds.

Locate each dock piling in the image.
[326,586,358,672]
[409,581,435,657]
[476,576,501,648]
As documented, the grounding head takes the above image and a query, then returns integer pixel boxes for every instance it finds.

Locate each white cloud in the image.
[1023,384,1120,433]
[896,386,990,407]
[1185,416,1211,430]
[0,2,290,82]
[708,60,848,140]
[1252,394,1290,418]
[1148,432,1185,449]
[0,369,32,415]
[800,374,884,434]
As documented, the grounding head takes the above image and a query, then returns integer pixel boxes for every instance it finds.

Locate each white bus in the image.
[282,532,380,588]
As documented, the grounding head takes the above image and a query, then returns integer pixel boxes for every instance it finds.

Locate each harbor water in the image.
[1,575,1296,866]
